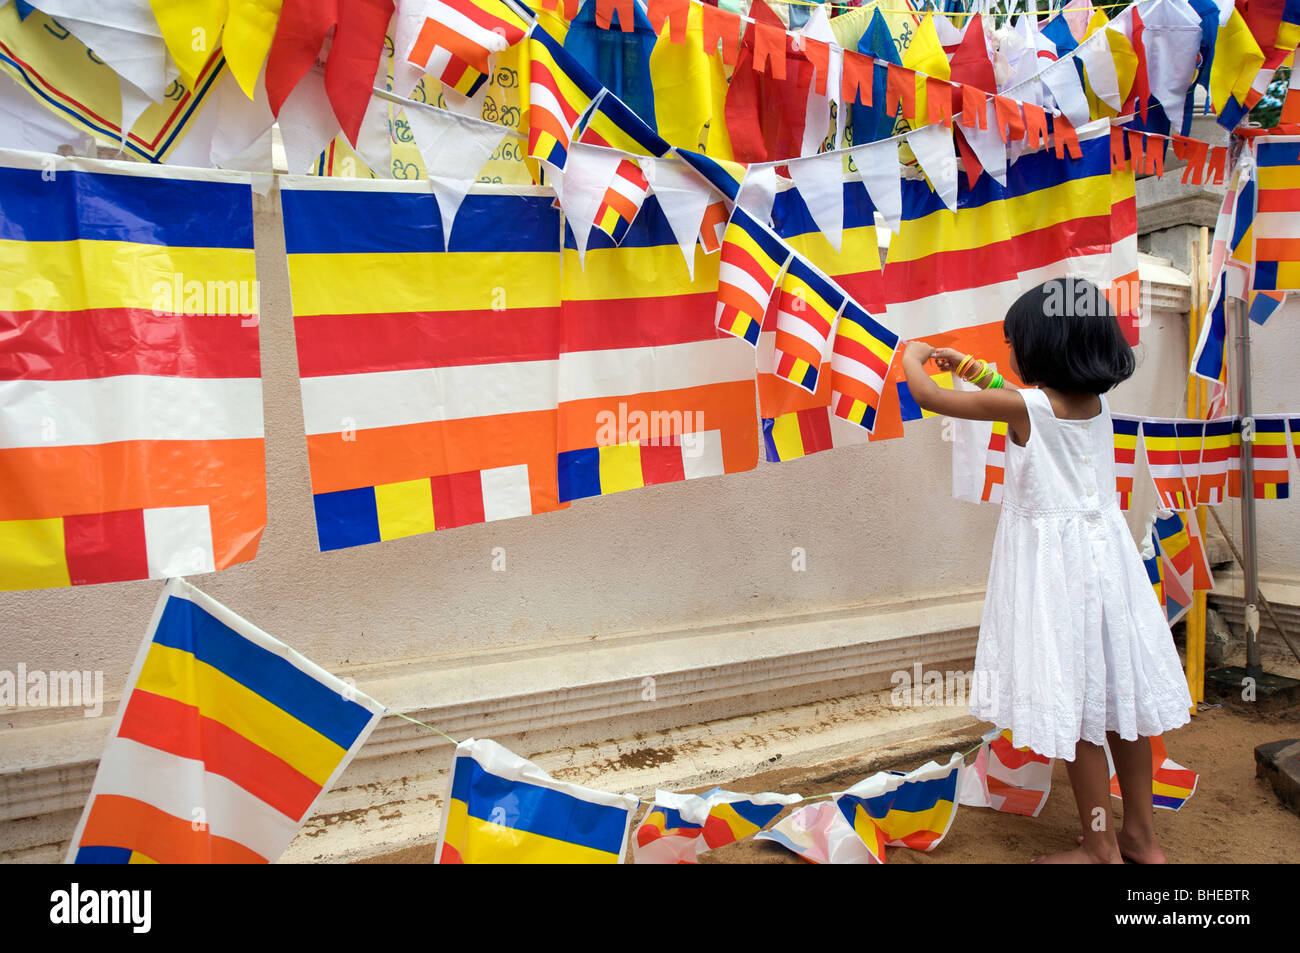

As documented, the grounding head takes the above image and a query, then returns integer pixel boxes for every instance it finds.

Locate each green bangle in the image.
[971,364,993,385]
[988,372,1004,390]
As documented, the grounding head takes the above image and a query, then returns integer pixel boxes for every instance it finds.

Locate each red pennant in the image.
[841,50,874,108]
[265,0,394,147]
[955,126,985,183]
[885,62,916,120]
[1051,112,1081,160]
[702,4,742,66]
[927,77,953,127]
[1113,126,1131,171]
[804,37,829,97]
[1129,9,1151,121]
[754,21,787,80]
[1149,137,1166,177]
[960,84,986,128]
[647,0,688,42]
[542,0,581,19]
[1021,102,1049,150]
[596,0,635,31]
[948,12,996,114]
[1207,145,1228,184]
[1125,128,1146,173]
[994,95,1025,142]
[1172,135,1208,184]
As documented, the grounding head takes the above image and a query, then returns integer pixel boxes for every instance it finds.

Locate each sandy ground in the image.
[364,644,1300,865]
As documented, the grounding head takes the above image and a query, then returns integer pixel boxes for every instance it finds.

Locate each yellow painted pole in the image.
[1184,230,1210,715]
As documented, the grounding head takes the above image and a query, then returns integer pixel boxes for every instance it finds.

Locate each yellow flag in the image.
[650,1,715,151]
[224,0,284,99]
[1107,27,1139,106]
[1210,9,1266,111]
[150,0,283,99]
[903,14,950,127]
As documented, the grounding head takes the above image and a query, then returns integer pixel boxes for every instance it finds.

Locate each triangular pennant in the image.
[277,70,343,174]
[736,162,780,226]
[850,140,901,232]
[907,123,958,211]
[1138,0,1203,130]
[787,151,845,252]
[1077,27,1122,111]
[1041,56,1092,126]
[961,97,1007,186]
[552,140,625,267]
[642,156,713,279]
[401,105,506,248]
[354,95,394,178]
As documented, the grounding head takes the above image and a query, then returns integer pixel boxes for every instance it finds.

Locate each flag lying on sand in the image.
[66,579,384,863]
[959,728,1054,818]
[756,799,887,864]
[0,151,265,592]
[1106,734,1199,811]
[437,738,638,863]
[633,788,801,863]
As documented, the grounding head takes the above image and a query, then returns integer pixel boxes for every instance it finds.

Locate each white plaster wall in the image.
[1,191,1288,712]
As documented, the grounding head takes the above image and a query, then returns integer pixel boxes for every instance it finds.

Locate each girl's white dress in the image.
[969,388,1193,760]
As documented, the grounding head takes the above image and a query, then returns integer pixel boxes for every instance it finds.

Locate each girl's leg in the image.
[1034,739,1123,863]
[1107,732,1167,864]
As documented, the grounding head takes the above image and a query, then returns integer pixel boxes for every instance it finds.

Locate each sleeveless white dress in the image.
[969,388,1193,760]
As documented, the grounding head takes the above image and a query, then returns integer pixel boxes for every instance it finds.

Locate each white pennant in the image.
[552,141,623,267]
[961,96,1007,187]
[1077,28,1121,112]
[787,150,845,251]
[1140,0,1204,131]
[907,123,958,213]
[798,5,839,157]
[393,0,434,98]
[736,163,779,226]
[850,140,901,233]
[642,156,712,280]
[277,70,342,174]
[402,104,505,248]
[354,95,395,178]
[1041,56,1091,127]
[0,69,94,154]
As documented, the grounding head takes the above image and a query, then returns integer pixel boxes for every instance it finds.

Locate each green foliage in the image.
[1251,66,1290,129]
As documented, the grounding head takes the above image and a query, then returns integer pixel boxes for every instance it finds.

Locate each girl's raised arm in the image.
[900,342,1030,439]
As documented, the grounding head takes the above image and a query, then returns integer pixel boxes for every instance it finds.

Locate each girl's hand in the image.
[930,347,966,373]
[904,340,934,364]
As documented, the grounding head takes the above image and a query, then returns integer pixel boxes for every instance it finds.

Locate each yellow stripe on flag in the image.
[374,478,436,540]
[598,442,644,494]
[0,518,70,591]
[441,797,622,863]
[563,243,718,300]
[769,412,807,460]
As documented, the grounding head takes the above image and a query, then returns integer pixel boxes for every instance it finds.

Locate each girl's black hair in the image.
[1002,278,1136,393]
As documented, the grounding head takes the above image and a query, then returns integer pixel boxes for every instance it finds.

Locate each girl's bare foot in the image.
[1075,831,1167,863]
[1033,842,1125,864]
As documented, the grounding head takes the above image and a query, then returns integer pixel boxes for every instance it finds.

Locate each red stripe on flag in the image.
[443,0,527,40]
[431,470,485,528]
[564,293,718,350]
[64,509,148,586]
[118,689,322,821]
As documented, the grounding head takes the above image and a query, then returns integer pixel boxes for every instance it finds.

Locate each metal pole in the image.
[1236,294,1262,678]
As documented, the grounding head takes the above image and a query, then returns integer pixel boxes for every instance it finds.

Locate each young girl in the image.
[901,277,1193,864]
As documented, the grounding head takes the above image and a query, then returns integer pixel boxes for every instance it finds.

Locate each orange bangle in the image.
[956,354,974,377]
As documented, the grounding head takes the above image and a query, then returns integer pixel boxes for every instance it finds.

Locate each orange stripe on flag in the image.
[81,794,269,864]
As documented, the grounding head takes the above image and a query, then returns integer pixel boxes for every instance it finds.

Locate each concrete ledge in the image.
[1255,739,1300,817]
[1207,571,1300,651]
[0,590,985,862]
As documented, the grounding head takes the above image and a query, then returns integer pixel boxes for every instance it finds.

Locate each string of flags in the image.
[66,578,1200,864]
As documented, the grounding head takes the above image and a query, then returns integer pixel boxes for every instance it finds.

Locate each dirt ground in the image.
[365,645,1300,865]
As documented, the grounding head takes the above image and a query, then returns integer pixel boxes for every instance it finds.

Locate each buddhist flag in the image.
[981,419,1009,503]
[66,579,385,863]
[1198,416,1237,505]
[593,158,651,245]
[281,180,567,551]
[1252,137,1300,292]
[437,738,637,863]
[959,728,1054,818]
[715,207,791,346]
[1112,415,1141,510]
[755,800,886,864]
[834,753,963,851]
[1107,734,1198,811]
[1143,525,1164,607]
[527,27,601,170]
[829,300,899,434]
[1233,414,1291,499]
[406,0,530,78]
[896,372,956,422]
[556,193,757,502]
[0,152,265,592]
[1142,420,1194,509]
[633,788,800,863]
[1153,509,1212,623]
[772,255,846,394]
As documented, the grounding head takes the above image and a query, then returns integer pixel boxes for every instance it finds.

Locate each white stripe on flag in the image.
[300,359,558,435]
[719,261,775,308]
[0,376,264,449]
[883,279,1023,337]
[424,2,512,55]
[558,338,754,402]
[830,353,887,393]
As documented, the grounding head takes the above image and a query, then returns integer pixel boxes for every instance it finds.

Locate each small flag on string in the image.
[437,738,638,863]
[1198,417,1238,504]
[981,420,1009,504]
[593,158,651,245]
[633,788,801,864]
[527,28,601,171]
[1142,419,1194,509]
[958,728,1054,818]
[1113,415,1141,510]
[755,800,886,864]
[835,753,964,851]
[772,256,847,394]
[66,579,385,864]
[1107,734,1198,811]
[715,208,792,346]
[1231,415,1291,499]
[829,300,899,434]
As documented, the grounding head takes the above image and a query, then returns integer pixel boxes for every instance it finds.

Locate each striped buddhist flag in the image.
[1108,734,1198,811]
[1192,171,1253,389]
[1142,420,1194,510]
[527,28,601,170]
[1249,289,1286,324]
[674,147,746,201]
[66,579,384,863]
[958,728,1054,818]
[835,753,963,851]
[1198,416,1238,505]
[437,738,637,863]
[1154,510,1200,623]
[577,88,671,159]
[556,193,757,501]
[0,152,264,592]
[633,788,799,863]
[1175,419,1208,504]
[280,181,568,551]
[406,0,530,77]
[896,372,956,422]
[698,199,730,254]
[715,208,791,346]
[754,800,885,864]
[772,256,846,394]
[981,419,1009,503]
[759,180,890,460]
[1252,137,1300,292]
[1143,527,1164,607]
[593,158,650,245]
[1112,415,1141,510]
[1233,414,1291,499]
